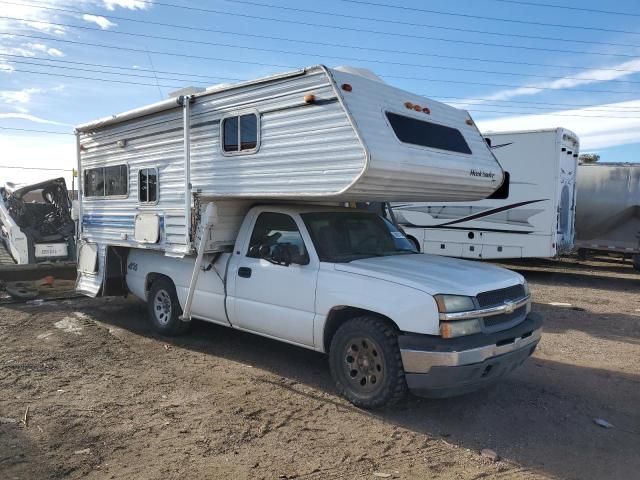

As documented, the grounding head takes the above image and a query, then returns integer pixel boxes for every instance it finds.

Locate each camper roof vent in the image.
[334,66,386,83]
[168,86,206,98]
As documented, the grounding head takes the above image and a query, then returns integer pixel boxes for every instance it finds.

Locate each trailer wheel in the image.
[147,277,190,336]
[329,316,407,409]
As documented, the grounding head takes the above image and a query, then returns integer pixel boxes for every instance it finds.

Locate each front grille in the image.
[476,284,526,308]
[483,306,527,329]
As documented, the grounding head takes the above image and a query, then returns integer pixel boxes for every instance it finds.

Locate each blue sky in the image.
[1,0,640,186]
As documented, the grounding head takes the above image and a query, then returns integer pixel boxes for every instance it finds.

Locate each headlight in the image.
[434,294,475,313]
[440,319,482,338]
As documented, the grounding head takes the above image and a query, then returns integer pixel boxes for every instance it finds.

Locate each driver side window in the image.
[247,212,309,263]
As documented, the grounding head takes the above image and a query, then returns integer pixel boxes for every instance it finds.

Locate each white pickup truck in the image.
[125,203,542,408]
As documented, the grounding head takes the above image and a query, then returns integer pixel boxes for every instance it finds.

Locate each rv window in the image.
[105,165,128,196]
[385,112,472,154]
[139,168,158,203]
[487,171,510,199]
[84,168,105,197]
[83,165,128,198]
[222,113,258,153]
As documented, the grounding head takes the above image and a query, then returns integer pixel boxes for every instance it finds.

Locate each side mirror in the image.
[258,244,271,259]
[271,244,292,266]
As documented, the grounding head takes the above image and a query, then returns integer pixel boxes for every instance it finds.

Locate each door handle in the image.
[238,267,252,278]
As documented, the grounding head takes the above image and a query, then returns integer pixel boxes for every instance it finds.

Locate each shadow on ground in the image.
[74,297,640,480]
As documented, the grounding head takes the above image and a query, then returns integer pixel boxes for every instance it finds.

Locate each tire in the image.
[329,316,408,409]
[147,277,190,336]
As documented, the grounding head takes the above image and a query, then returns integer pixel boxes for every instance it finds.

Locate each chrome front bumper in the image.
[398,313,542,398]
[401,327,542,373]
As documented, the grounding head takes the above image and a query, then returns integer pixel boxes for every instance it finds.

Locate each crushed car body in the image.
[0,177,76,265]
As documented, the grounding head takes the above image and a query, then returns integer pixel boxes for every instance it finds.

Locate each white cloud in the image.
[103,0,151,10]
[23,42,65,57]
[82,14,118,30]
[455,59,640,106]
[477,99,640,150]
[0,88,42,105]
[0,61,15,73]
[0,134,75,186]
[0,112,71,126]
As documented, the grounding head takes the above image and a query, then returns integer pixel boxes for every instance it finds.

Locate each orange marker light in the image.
[341,83,352,92]
[422,107,431,114]
[466,119,474,126]
[304,94,316,104]
[413,104,421,112]
[404,101,414,109]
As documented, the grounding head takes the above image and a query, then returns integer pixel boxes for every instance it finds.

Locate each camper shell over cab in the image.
[74,66,541,408]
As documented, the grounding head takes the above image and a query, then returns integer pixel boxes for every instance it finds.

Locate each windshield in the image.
[301,211,417,263]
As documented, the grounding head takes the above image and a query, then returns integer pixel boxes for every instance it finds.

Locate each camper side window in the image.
[84,165,128,198]
[385,112,472,155]
[139,168,158,204]
[222,113,259,154]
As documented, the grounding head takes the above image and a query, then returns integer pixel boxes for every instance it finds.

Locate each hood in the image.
[334,254,524,296]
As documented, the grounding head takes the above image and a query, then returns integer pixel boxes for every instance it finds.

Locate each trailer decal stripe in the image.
[435,199,548,227]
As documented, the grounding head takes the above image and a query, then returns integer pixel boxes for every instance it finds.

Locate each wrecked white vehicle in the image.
[0,178,75,264]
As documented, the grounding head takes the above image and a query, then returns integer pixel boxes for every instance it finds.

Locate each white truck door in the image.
[230,211,318,347]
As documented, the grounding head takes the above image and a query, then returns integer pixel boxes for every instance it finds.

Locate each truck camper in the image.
[75,65,541,408]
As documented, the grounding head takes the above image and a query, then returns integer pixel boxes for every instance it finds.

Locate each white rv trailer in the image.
[73,66,543,408]
[394,128,580,259]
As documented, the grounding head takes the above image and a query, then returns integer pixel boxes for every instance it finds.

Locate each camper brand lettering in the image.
[470,169,495,179]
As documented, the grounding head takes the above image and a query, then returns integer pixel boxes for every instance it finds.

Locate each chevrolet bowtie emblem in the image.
[504,301,516,314]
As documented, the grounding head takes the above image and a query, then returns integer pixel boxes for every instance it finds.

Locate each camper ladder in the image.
[180,203,217,322]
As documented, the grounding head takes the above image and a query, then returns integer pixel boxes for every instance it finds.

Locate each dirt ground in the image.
[1,257,639,480]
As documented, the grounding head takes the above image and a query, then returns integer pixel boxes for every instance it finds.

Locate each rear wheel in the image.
[329,316,407,409]
[147,277,190,336]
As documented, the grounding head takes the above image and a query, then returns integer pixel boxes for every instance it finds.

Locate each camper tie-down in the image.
[74,65,541,408]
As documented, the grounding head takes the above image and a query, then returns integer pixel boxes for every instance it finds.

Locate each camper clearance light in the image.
[341,83,352,92]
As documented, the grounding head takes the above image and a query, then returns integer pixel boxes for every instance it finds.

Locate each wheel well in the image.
[323,306,399,353]
[407,235,420,252]
[145,272,174,298]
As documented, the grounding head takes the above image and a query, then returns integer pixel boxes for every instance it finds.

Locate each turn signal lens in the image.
[440,319,482,338]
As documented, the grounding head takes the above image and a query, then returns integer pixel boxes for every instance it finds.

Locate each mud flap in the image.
[75,242,103,297]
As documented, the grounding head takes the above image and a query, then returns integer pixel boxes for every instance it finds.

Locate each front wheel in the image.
[329,316,408,409]
[147,277,190,336]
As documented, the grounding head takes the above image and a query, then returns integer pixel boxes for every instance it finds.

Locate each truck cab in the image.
[126,204,542,408]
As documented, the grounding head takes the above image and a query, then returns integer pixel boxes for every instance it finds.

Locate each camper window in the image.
[222,113,259,154]
[84,164,128,198]
[385,112,472,155]
[138,168,158,204]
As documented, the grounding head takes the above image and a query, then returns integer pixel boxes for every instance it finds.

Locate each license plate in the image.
[35,243,68,258]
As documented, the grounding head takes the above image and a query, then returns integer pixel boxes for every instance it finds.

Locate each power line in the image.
[7,15,640,87]
[0,126,73,135]
[337,0,640,36]
[3,68,639,119]
[5,67,186,89]
[6,2,640,74]
[199,0,640,49]
[486,0,640,17]
[4,32,640,96]
[6,53,640,113]
[0,54,242,82]
[0,164,72,170]
[4,2,640,60]
[467,108,638,119]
